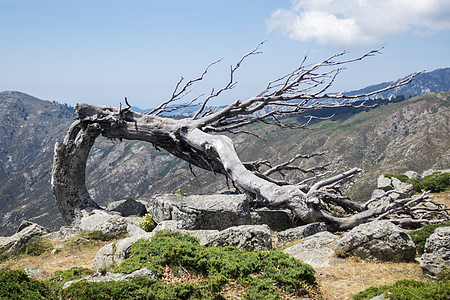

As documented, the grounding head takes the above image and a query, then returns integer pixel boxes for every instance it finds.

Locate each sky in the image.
[1,0,449,109]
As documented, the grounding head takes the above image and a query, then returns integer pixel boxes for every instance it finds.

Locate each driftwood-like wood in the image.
[51,46,449,230]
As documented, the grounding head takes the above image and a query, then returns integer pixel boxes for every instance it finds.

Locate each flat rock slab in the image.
[283,231,340,268]
[151,194,252,230]
[277,222,327,248]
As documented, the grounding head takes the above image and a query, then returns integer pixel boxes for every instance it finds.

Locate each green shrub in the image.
[139,213,157,232]
[22,236,53,256]
[384,173,409,182]
[407,221,450,254]
[79,230,124,241]
[61,276,212,300]
[352,279,450,300]
[115,231,318,298]
[0,268,56,300]
[419,172,450,193]
[172,188,188,196]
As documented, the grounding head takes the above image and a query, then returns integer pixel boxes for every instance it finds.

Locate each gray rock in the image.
[203,225,272,251]
[153,220,184,232]
[64,268,158,289]
[335,220,416,262]
[151,194,252,230]
[76,210,128,236]
[391,177,414,198]
[107,199,147,217]
[250,209,294,231]
[24,267,44,279]
[405,171,421,180]
[92,232,154,271]
[277,222,327,248]
[418,226,450,277]
[377,175,392,191]
[368,189,392,208]
[0,221,51,258]
[283,231,340,268]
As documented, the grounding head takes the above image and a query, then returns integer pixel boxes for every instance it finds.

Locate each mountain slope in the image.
[0,90,449,235]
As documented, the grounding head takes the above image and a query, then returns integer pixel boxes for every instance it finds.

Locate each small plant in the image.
[79,230,123,241]
[352,279,450,300]
[139,213,157,232]
[407,221,450,254]
[172,188,188,196]
[22,236,53,256]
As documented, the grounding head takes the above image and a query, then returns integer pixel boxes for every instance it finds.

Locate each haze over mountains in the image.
[0,68,449,235]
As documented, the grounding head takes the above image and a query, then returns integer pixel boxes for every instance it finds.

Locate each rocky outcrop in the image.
[250,209,295,231]
[151,194,252,230]
[107,199,147,217]
[418,226,450,277]
[282,231,340,268]
[93,224,271,271]
[335,220,416,262]
[0,221,51,258]
[277,222,327,248]
[202,225,272,252]
[63,268,158,289]
[93,233,154,271]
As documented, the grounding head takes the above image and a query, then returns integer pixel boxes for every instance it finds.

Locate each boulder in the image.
[92,232,154,271]
[151,194,252,230]
[368,189,391,208]
[418,226,450,277]
[250,209,294,231]
[377,175,392,191]
[277,222,327,247]
[0,221,51,258]
[76,210,128,236]
[405,171,421,180]
[391,177,414,198]
[64,268,158,289]
[107,199,147,217]
[335,220,416,262]
[203,225,272,252]
[283,231,340,268]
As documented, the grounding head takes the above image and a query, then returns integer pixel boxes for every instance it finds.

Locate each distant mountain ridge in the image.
[346,68,450,100]
[0,68,449,235]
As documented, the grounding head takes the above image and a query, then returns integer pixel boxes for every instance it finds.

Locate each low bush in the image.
[384,173,409,182]
[0,268,56,300]
[407,221,450,254]
[22,236,53,256]
[139,213,157,232]
[352,279,450,300]
[115,230,319,299]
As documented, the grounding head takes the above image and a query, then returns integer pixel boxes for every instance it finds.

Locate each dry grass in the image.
[316,256,424,299]
[0,238,112,279]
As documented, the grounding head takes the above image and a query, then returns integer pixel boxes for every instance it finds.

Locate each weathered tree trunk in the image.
[51,47,449,230]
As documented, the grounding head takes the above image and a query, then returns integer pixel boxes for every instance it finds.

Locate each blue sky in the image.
[1,0,449,108]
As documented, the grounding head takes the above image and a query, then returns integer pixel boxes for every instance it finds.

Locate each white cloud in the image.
[266,0,450,47]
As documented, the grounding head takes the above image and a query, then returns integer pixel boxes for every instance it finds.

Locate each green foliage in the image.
[139,213,157,232]
[61,277,212,300]
[417,172,450,193]
[352,279,450,300]
[22,236,53,256]
[172,188,188,196]
[0,268,56,300]
[407,221,450,254]
[384,173,409,182]
[79,230,124,241]
[115,231,318,298]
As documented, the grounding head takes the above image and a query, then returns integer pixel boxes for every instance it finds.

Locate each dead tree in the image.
[51,43,449,230]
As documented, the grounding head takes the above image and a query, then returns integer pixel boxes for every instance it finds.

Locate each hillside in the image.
[0,90,449,235]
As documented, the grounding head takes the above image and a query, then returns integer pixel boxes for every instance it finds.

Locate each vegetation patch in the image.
[0,268,55,299]
[352,279,450,300]
[139,213,157,232]
[407,221,450,254]
[115,230,320,299]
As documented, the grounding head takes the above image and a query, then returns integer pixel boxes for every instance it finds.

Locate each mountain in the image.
[0,70,449,235]
[346,68,450,100]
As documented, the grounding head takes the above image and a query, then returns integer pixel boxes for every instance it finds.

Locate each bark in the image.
[51,47,449,229]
